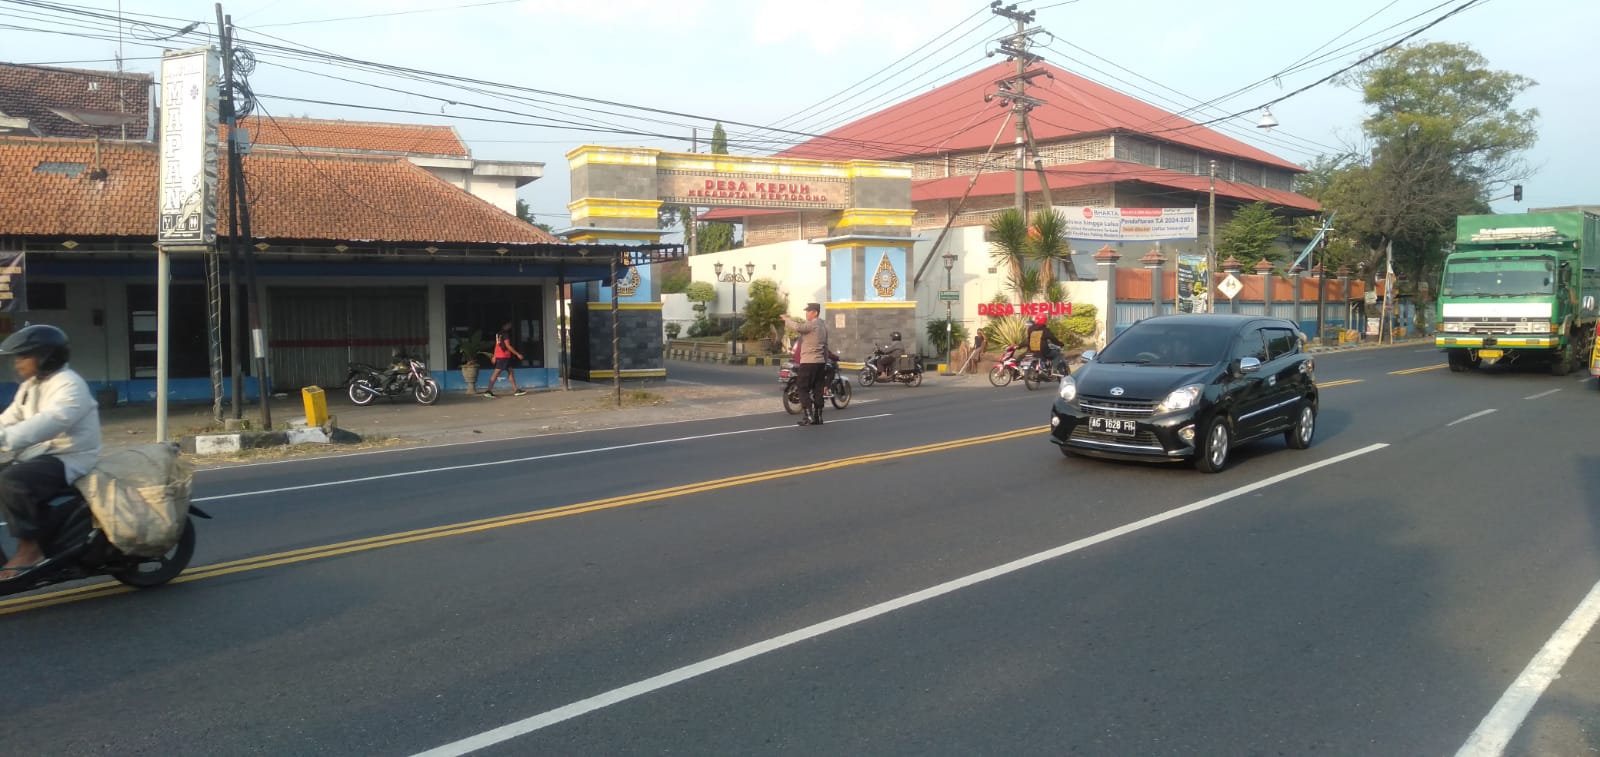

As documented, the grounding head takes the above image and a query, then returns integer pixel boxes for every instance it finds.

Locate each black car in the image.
[1049,314,1317,473]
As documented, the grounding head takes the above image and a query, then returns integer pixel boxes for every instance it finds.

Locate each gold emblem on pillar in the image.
[872,251,900,298]
[616,266,642,297]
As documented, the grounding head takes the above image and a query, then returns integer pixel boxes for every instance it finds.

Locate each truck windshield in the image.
[1440,257,1555,298]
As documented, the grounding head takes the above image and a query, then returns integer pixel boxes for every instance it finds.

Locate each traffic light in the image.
[1513,184,1523,202]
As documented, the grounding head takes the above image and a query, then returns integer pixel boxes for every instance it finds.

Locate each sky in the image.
[3,0,1596,228]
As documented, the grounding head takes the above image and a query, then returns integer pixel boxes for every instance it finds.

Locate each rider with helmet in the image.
[876,331,906,379]
[1025,314,1066,376]
[0,325,101,580]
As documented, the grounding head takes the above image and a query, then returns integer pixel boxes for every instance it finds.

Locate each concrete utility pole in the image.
[989,2,1041,215]
[1207,159,1217,313]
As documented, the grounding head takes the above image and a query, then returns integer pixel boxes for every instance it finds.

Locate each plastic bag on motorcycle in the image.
[73,442,194,557]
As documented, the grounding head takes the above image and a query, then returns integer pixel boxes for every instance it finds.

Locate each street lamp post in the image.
[714,261,756,356]
[942,250,957,375]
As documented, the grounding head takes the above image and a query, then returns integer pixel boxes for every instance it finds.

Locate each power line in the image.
[252,0,521,28]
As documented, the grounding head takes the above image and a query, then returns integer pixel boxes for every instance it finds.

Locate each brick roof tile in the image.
[236,116,469,157]
[0,63,151,140]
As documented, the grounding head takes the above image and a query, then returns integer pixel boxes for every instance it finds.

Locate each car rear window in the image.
[1099,321,1232,365]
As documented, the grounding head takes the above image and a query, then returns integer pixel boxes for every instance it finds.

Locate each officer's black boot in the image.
[812,405,824,425]
[797,405,813,426]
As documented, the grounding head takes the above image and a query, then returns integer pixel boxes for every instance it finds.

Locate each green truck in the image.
[1435,211,1599,374]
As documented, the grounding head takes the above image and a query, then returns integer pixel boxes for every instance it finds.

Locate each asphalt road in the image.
[5,347,1599,756]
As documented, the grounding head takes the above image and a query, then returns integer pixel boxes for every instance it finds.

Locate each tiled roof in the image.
[0,137,558,244]
[237,116,469,157]
[778,62,1303,173]
[0,63,151,140]
[909,160,1320,211]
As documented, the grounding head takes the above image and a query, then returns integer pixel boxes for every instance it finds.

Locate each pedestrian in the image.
[781,302,828,426]
[482,321,526,398]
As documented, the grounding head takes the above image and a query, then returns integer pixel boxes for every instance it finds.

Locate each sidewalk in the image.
[99,377,778,457]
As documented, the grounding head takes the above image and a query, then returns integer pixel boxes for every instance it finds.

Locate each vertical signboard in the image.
[157,48,219,248]
[1177,253,1208,313]
[0,250,24,312]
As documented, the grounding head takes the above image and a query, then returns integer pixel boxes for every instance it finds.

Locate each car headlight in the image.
[1155,384,1202,413]
[1057,375,1077,403]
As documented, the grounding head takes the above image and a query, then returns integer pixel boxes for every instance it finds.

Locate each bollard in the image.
[301,386,328,428]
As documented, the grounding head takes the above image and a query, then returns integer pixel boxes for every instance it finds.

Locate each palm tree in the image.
[1025,207,1078,283]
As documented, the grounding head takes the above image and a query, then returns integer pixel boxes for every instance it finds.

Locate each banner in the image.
[1057,206,1199,242]
[1177,253,1208,313]
[157,48,220,248]
[0,250,23,313]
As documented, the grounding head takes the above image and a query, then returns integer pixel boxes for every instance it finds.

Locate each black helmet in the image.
[890,332,901,341]
[0,324,69,372]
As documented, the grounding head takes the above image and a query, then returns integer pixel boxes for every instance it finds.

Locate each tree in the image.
[659,122,738,253]
[515,198,552,232]
[740,278,788,347]
[684,281,717,337]
[1216,202,1287,271]
[1313,42,1538,292]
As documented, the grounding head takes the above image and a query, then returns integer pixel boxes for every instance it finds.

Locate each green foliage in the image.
[698,222,737,253]
[454,330,493,366]
[981,314,1028,352]
[710,123,729,155]
[658,260,690,294]
[740,278,788,345]
[925,317,968,357]
[1217,202,1287,271]
[664,322,682,339]
[684,281,716,303]
[988,207,1079,303]
[1058,303,1098,349]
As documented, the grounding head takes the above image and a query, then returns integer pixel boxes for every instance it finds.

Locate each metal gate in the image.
[269,287,427,389]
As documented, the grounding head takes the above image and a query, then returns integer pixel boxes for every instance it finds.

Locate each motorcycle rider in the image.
[1025,314,1066,377]
[874,332,905,380]
[0,325,101,581]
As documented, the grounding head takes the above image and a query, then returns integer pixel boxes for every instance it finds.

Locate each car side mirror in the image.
[1239,357,1262,374]
[1080,349,1097,362]
[1585,295,1596,312]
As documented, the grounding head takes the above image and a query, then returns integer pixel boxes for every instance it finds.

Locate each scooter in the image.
[1020,349,1070,391]
[860,348,924,387]
[0,488,209,598]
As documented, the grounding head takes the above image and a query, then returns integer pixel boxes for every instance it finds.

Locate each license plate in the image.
[1479,349,1503,359]
[1088,417,1137,436]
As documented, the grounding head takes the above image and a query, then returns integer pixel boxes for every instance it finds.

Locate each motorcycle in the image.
[987,344,1024,387]
[347,352,440,406]
[1020,349,1070,391]
[778,353,851,415]
[0,486,210,598]
[859,348,923,387]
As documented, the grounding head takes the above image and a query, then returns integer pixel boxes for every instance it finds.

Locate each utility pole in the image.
[217,6,271,429]
[215,4,242,421]
[1207,159,1217,313]
[686,127,698,257]
[989,2,1041,215]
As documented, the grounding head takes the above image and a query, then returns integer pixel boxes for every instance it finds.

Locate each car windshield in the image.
[1097,321,1233,366]
[1440,257,1555,297]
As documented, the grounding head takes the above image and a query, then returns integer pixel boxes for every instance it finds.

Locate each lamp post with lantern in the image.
[714,261,755,356]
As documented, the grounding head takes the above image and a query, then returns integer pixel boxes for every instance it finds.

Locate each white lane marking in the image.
[1579,376,1594,383]
[1523,389,1560,400]
[195,414,894,502]
[1447,409,1498,427]
[411,443,1391,757]
[1456,579,1600,757]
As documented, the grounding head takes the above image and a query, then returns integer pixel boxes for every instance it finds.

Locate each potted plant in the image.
[455,330,493,393]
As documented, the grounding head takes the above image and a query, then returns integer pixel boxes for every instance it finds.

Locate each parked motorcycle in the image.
[1020,350,1070,391]
[860,348,924,387]
[778,354,851,414]
[347,352,440,406]
[988,344,1024,387]
[0,487,210,598]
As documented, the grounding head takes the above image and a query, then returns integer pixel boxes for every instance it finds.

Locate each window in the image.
[1263,328,1299,360]
[25,282,66,310]
[1234,328,1268,363]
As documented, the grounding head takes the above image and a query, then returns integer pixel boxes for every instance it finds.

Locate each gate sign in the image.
[157,47,219,248]
[1057,206,1199,242]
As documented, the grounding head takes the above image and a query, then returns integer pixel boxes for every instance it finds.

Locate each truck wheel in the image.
[1550,340,1574,376]
[1447,349,1474,373]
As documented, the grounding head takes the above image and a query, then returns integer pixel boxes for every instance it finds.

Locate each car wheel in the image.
[1284,402,1315,450]
[1194,418,1231,473]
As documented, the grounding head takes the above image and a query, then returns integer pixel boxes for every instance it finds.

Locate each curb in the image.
[182,424,364,456]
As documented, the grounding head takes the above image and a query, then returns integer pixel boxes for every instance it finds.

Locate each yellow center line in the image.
[1,426,1047,616]
[1391,363,1448,375]
[1316,379,1364,388]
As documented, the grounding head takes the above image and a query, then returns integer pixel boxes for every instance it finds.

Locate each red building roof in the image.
[778,61,1303,173]
[0,137,557,244]
[911,160,1319,211]
[237,116,469,157]
[0,63,152,140]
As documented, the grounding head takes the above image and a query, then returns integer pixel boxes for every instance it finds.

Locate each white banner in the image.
[157,48,219,248]
[1057,206,1199,242]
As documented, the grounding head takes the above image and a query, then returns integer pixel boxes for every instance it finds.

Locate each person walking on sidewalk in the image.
[483,322,527,398]
[781,302,829,426]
